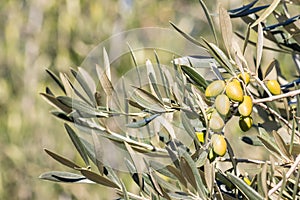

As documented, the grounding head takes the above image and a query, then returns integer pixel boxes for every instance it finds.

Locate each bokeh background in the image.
[0,0,292,199]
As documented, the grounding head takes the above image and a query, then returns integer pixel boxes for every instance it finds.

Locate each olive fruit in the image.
[238,96,253,117]
[238,72,250,85]
[209,110,225,132]
[266,80,281,95]
[215,94,230,116]
[239,116,253,132]
[211,134,227,156]
[205,80,225,98]
[208,148,217,161]
[225,80,244,102]
[196,131,205,143]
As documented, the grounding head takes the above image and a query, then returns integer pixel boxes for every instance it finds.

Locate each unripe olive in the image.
[238,96,253,117]
[209,110,225,132]
[205,80,225,98]
[238,72,250,85]
[211,134,227,156]
[208,148,217,161]
[266,80,281,95]
[215,94,230,116]
[195,131,205,143]
[239,116,253,132]
[225,80,244,102]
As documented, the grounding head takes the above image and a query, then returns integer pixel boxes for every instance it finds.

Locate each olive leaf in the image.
[64,123,90,166]
[46,69,66,94]
[39,171,93,183]
[226,172,264,200]
[131,86,165,113]
[44,148,80,169]
[250,0,281,28]
[219,6,233,57]
[79,169,120,188]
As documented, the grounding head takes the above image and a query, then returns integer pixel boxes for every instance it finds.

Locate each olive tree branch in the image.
[253,89,300,104]
[268,154,300,196]
[255,102,300,137]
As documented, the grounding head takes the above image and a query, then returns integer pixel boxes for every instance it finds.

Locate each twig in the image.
[255,102,300,137]
[252,75,273,97]
[115,189,150,200]
[268,154,300,196]
[253,89,300,104]
[219,157,284,166]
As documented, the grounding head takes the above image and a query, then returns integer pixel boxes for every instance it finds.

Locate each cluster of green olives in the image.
[205,72,253,132]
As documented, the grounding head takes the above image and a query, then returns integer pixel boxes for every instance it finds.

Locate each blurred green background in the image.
[0,0,288,199]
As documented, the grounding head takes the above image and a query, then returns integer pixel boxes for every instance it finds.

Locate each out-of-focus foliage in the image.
[1,0,247,199]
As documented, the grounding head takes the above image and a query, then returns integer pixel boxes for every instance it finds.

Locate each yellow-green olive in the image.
[215,94,230,116]
[209,110,225,132]
[208,148,217,161]
[211,134,227,156]
[239,116,253,132]
[195,131,205,143]
[266,80,281,95]
[238,96,253,117]
[226,80,244,102]
[205,80,225,98]
[238,72,250,85]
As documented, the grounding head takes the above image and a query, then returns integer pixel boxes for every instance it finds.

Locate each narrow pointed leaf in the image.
[64,124,89,166]
[219,7,233,57]
[169,21,204,47]
[124,142,144,189]
[272,130,292,160]
[71,68,96,106]
[202,38,235,75]
[250,0,280,28]
[126,114,160,128]
[57,96,108,117]
[198,0,218,44]
[127,44,142,87]
[39,171,93,183]
[80,169,119,188]
[155,51,170,98]
[96,64,113,97]
[44,148,80,169]
[40,93,72,113]
[227,172,264,200]
[256,23,263,74]
[166,165,188,188]
[179,148,207,198]
[46,69,66,94]
[181,65,208,88]
[51,111,74,122]
[131,87,165,113]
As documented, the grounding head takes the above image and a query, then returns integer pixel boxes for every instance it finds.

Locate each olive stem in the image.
[268,154,300,196]
[219,157,283,166]
[252,75,273,97]
[253,88,300,104]
[115,189,149,200]
[255,102,300,138]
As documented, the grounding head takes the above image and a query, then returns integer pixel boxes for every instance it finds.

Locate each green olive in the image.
[211,134,227,156]
[209,110,225,132]
[195,131,205,143]
[215,94,230,116]
[208,148,217,161]
[266,80,281,95]
[205,80,225,98]
[225,80,244,102]
[238,72,250,85]
[239,116,253,132]
[238,95,253,117]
